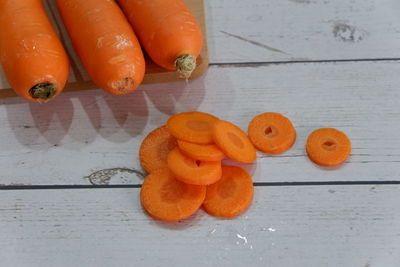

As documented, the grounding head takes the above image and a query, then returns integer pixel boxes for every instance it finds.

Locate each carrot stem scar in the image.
[167,148,222,185]
[177,140,225,162]
[203,166,254,219]
[140,168,206,222]
[306,128,351,167]
[212,120,256,163]
[248,112,296,154]
[139,126,177,174]
[167,111,219,144]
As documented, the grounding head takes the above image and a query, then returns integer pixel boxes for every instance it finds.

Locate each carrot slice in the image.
[140,168,206,222]
[306,128,351,167]
[212,120,256,163]
[167,112,219,144]
[139,126,177,174]
[248,112,296,154]
[167,147,222,185]
[203,165,254,218]
[177,140,225,162]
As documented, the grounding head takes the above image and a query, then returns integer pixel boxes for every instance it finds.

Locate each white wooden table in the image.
[1,1,400,266]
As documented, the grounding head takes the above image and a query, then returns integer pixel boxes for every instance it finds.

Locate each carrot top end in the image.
[29,83,57,101]
[175,54,196,79]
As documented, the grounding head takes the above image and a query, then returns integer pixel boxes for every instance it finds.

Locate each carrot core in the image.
[161,181,184,203]
[322,140,337,151]
[175,54,196,79]
[29,83,57,100]
[227,132,244,149]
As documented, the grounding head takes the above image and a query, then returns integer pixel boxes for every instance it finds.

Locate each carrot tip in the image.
[175,54,196,79]
[109,77,135,95]
[29,83,57,101]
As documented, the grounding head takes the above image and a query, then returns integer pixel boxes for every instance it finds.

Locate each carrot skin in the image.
[0,0,69,102]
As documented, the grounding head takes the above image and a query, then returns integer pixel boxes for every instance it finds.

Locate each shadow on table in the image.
[2,72,207,149]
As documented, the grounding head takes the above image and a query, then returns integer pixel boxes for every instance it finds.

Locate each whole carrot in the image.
[117,0,203,78]
[56,0,145,95]
[0,0,69,102]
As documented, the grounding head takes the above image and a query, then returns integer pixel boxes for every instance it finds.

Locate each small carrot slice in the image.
[306,128,351,167]
[139,126,177,174]
[167,112,219,144]
[203,165,254,218]
[167,148,222,185]
[177,140,225,162]
[140,168,206,222]
[248,112,296,154]
[212,120,256,163]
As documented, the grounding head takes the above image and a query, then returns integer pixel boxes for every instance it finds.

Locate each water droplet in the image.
[236,233,248,244]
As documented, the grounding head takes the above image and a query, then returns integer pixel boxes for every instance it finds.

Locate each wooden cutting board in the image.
[0,0,209,98]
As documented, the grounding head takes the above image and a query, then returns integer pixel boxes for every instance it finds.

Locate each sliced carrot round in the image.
[212,120,256,163]
[306,128,351,167]
[139,126,177,174]
[140,168,206,222]
[167,111,219,144]
[248,112,296,154]
[203,165,254,218]
[177,140,225,161]
[167,147,222,185]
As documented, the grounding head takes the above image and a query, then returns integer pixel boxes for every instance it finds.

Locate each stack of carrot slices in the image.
[139,111,352,222]
[139,111,256,222]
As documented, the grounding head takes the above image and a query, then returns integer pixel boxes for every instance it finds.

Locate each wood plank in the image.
[207,0,400,63]
[0,61,399,185]
[0,186,399,266]
[0,0,208,97]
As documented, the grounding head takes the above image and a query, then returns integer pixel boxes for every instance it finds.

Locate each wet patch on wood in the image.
[85,168,145,185]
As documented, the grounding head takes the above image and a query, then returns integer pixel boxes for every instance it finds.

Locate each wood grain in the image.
[0,61,399,185]
[206,0,400,63]
[0,185,399,267]
[0,0,209,97]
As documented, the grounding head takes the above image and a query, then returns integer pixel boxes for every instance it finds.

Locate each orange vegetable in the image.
[212,120,256,163]
[117,0,203,78]
[203,166,254,218]
[248,112,296,154]
[177,140,225,162]
[0,0,69,102]
[306,128,351,167]
[140,168,206,222]
[167,112,219,145]
[56,0,145,95]
[167,147,222,185]
[139,126,177,174]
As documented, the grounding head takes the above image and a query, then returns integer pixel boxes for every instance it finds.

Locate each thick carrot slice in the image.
[203,166,254,218]
[306,128,351,167]
[139,126,177,174]
[140,168,206,222]
[248,112,296,154]
[56,0,145,95]
[117,0,203,78]
[0,0,69,102]
[212,120,256,163]
[167,112,219,145]
[167,148,222,185]
[177,140,225,162]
